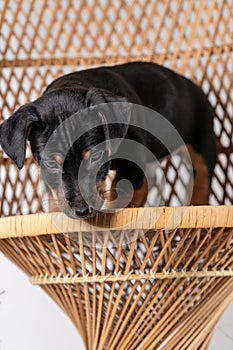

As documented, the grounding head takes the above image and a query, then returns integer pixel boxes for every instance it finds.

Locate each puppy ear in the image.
[85,88,132,153]
[0,106,39,169]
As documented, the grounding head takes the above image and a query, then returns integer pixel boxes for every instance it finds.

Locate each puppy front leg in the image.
[46,188,60,213]
[129,177,149,207]
[101,172,148,209]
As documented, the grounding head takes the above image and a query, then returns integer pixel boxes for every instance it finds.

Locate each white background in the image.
[1,252,233,350]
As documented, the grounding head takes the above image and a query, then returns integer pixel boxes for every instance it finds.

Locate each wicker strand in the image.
[30,267,233,285]
[1,42,232,69]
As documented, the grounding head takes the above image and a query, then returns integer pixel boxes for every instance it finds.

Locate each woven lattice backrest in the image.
[0,0,232,216]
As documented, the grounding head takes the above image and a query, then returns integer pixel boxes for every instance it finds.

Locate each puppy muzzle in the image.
[66,205,96,219]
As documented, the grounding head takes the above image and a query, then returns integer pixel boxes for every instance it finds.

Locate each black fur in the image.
[0,62,216,218]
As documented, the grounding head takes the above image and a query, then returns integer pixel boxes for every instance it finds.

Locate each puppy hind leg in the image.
[189,98,217,204]
[186,145,210,205]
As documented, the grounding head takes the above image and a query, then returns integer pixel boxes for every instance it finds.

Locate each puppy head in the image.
[0,87,131,218]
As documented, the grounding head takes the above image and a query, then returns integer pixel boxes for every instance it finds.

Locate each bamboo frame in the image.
[0,1,232,349]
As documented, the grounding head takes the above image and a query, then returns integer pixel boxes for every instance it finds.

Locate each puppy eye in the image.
[45,160,60,169]
[90,150,103,163]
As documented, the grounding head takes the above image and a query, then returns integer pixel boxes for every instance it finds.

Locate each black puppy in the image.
[0,62,216,218]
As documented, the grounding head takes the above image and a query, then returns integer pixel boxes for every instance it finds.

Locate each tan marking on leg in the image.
[129,177,148,207]
[100,170,117,209]
[48,189,60,212]
[186,145,210,205]
[102,170,117,195]
[100,173,148,210]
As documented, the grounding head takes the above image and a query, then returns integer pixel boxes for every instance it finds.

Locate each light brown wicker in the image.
[0,1,232,349]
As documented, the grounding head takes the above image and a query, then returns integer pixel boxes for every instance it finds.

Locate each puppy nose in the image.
[75,207,93,218]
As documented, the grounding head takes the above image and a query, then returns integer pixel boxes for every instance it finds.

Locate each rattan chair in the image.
[0,1,232,349]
